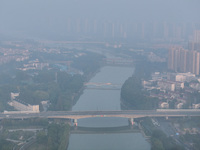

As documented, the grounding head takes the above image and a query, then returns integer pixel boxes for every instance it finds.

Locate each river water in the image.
[68,66,150,150]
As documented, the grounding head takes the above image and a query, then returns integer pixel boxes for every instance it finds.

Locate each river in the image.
[67,66,151,150]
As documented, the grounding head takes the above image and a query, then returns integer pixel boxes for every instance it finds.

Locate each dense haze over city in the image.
[1,0,200,39]
[0,0,200,150]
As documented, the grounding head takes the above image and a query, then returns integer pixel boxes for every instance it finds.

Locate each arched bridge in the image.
[1,109,200,126]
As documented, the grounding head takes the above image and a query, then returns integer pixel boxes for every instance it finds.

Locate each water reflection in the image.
[70,125,139,134]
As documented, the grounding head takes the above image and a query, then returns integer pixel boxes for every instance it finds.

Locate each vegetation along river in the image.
[67,66,150,150]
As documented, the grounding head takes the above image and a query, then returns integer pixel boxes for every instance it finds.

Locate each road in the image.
[0,109,200,120]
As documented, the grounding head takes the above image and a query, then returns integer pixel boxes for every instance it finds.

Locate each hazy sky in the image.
[0,0,200,39]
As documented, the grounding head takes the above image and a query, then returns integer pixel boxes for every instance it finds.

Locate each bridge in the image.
[1,109,200,126]
[103,58,134,66]
[84,82,122,90]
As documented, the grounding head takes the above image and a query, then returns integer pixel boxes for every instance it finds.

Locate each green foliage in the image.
[0,50,103,112]
[0,85,17,111]
[15,70,30,82]
[37,131,47,144]
[35,123,70,150]
[188,91,200,104]
[2,130,34,141]
[182,133,200,150]
[14,70,84,111]
[0,73,12,84]
[34,91,49,101]
[72,52,105,75]
[151,130,183,150]
[57,72,83,92]
[33,70,55,83]
[121,76,158,110]
[135,61,167,80]
[1,118,48,128]
[151,138,164,150]
[120,58,166,110]
[0,138,14,150]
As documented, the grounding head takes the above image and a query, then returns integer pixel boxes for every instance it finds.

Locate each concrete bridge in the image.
[103,58,134,66]
[1,109,200,126]
[84,82,121,90]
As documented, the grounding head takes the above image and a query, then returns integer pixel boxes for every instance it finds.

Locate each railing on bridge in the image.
[1,109,200,126]
[84,82,122,90]
[103,58,134,66]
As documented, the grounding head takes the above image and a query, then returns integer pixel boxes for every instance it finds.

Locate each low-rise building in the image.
[9,92,39,112]
[160,102,169,109]
[175,81,184,90]
[189,83,200,90]
[168,72,196,82]
[157,80,175,91]
[10,92,20,101]
[192,103,200,109]
[8,100,39,112]
[176,103,184,109]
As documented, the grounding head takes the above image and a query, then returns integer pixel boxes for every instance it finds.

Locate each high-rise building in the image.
[168,47,200,75]
[188,30,200,51]
[194,30,200,43]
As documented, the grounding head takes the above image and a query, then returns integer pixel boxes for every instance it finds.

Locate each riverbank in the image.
[138,122,151,140]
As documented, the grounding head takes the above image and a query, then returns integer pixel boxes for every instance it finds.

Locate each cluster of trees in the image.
[72,52,105,75]
[36,123,70,150]
[140,118,185,150]
[135,60,167,80]
[0,85,18,111]
[120,53,168,110]
[0,50,104,112]
[0,70,84,112]
[0,138,14,150]
[151,130,183,150]
[182,132,200,149]
[16,70,84,111]
[0,119,70,150]
[121,76,158,110]
[1,118,48,128]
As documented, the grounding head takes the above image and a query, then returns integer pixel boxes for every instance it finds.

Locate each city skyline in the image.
[1,0,200,40]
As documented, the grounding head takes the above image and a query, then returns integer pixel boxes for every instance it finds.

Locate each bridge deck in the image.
[1,109,200,120]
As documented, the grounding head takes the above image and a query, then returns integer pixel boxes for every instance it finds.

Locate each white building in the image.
[9,92,39,112]
[160,102,169,109]
[168,72,196,82]
[176,103,184,109]
[10,92,20,101]
[189,83,200,90]
[192,103,200,109]
[157,80,175,91]
[8,100,39,112]
[175,81,184,90]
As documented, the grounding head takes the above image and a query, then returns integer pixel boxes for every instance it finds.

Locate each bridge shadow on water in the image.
[70,125,140,134]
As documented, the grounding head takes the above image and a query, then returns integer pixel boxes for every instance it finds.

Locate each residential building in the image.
[168,47,200,75]
[8,100,39,112]
[157,80,175,91]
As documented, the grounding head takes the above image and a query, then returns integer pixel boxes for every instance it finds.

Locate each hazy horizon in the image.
[1,0,200,40]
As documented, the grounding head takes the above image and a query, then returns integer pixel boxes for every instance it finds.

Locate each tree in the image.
[151,138,164,150]
[121,76,158,110]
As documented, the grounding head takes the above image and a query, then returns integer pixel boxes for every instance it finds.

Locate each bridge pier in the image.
[73,119,78,126]
[129,118,134,126]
